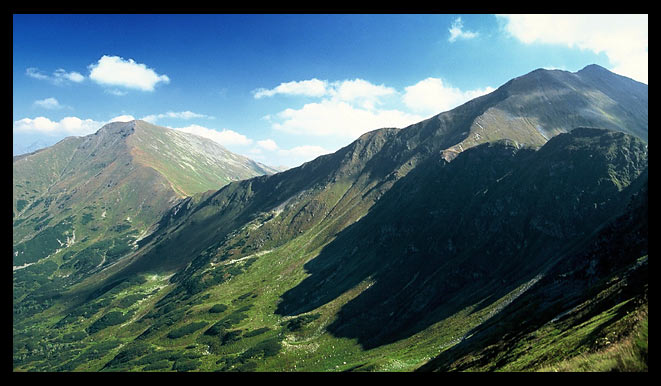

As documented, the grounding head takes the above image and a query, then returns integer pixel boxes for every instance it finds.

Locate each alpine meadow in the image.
[13,14,647,373]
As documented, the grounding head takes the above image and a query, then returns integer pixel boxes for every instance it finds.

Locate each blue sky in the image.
[13,14,648,168]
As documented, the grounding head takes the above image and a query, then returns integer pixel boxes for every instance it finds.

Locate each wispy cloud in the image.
[54,68,85,83]
[26,67,85,84]
[88,55,170,92]
[25,68,49,81]
[141,111,212,123]
[33,97,65,110]
[105,89,128,96]
[497,14,648,84]
[448,17,479,42]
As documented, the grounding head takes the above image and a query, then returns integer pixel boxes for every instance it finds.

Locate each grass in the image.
[12,129,648,372]
[10,206,572,372]
[539,315,647,372]
[14,205,647,373]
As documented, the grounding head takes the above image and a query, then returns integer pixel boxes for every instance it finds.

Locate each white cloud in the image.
[33,97,64,110]
[26,67,84,84]
[105,89,128,96]
[277,145,329,159]
[272,99,423,138]
[141,111,211,123]
[403,77,495,116]
[88,55,170,91]
[54,68,84,83]
[254,78,396,105]
[247,141,332,168]
[258,75,496,159]
[14,114,138,137]
[330,79,396,104]
[109,115,136,122]
[261,78,422,138]
[498,14,648,84]
[174,124,253,147]
[254,78,328,98]
[25,68,49,80]
[13,116,102,136]
[448,17,479,42]
[256,139,278,151]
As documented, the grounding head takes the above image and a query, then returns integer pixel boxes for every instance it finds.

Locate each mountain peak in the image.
[95,119,139,138]
[577,63,610,74]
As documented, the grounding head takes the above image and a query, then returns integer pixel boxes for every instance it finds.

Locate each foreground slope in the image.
[419,168,648,371]
[13,65,648,372]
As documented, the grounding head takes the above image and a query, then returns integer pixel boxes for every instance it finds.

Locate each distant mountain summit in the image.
[422,64,648,161]
[13,120,277,274]
[109,120,279,196]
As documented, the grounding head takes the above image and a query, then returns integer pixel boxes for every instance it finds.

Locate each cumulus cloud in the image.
[174,124,253,147]
[88,55,170,91]
[26,67,85,84]
[33,97,64,110]
[254,78,395,104]
[247,140,331,168]
[257,75,496,157]
[141,111,211,123]
[256,139,278,151]
[403,77,495,116]
[272,99,423,138]
[329,78,396,108]
[13,116,102,136]
[498,14,648,84]
[253,78,328,98]
[260,78,421,138]
[448,17,479,42]
[12,114,251,157]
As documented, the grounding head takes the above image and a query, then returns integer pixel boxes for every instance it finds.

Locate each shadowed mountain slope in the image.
[12,65,648,372]
[275,128,647,348]
[108,65,648,279]
[418,167,648,371]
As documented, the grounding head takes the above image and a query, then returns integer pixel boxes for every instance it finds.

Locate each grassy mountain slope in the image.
[441,65,648,160]
[276,128,647,349]
[12,65,648,372]
[127,121,279,197]
[13,120,277,327]
[418,169,648,371]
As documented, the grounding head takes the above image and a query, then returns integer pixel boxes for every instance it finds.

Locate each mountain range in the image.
[13,64,648,372]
